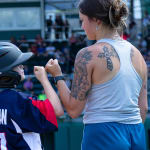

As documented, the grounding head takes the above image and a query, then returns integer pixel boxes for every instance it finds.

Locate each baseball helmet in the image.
[0,42,33,72]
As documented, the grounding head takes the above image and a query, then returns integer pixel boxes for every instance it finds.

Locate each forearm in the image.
[41,79,64,117]
[56,80,73,113]
[56,80,86,118]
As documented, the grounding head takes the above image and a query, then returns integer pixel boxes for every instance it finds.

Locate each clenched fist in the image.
[34,66,48,83]
[45,59,62,77]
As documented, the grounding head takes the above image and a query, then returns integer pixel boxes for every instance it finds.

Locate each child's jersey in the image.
[0,89,58,150]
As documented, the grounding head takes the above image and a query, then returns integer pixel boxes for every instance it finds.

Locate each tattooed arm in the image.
[50,48,93,118]
[71,48,92,101]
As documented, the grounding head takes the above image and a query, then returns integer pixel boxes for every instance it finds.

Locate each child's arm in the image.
[34,66,64,117]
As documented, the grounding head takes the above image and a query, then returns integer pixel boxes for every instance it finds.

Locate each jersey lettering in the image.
[0,109,7,125]
[0,133,7,150]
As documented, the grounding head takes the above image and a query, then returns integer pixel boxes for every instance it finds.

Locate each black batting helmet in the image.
[0,42,33,72]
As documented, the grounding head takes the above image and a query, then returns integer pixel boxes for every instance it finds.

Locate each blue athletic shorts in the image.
[82,122,146,150]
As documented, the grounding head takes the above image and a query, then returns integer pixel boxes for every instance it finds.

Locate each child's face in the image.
[13,65,25,81]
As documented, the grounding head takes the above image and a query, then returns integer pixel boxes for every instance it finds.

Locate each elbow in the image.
[70,114,78,119]
[139,103,148,114]
[140,106,148,122]
[142,106,148,114]
[56,110,64,117]
[68,110,80,119]
[145,107,148,114]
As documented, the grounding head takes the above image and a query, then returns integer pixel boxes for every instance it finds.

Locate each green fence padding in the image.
[144,116,150,150]
[54,122,70,150]
[69,122,84,150]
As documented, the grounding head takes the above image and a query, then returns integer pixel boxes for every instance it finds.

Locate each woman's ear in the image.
[93,18,101,26]
[96,19,101,25]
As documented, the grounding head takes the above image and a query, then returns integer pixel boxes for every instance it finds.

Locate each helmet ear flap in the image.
[0,71,21,88]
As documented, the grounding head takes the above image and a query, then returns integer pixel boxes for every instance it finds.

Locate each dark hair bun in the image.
[109,0,129,28]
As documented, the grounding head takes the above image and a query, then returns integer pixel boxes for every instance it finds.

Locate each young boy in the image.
[0,42,64,150]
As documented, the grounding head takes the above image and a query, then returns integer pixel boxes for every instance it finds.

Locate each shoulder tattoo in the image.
[71,48,92,101]
[98,45,119,71]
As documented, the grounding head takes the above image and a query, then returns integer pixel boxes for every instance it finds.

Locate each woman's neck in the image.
[96,27,122,41]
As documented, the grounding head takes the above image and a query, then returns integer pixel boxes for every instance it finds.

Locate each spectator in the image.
[46,15,53,39]
[69,32,77,45]
[64,19,70,39]
[18,35,29,52]
[129,21,138,46]
[145,33,150,50]
[30,43,38,55]
[55,15,64,39]
[142,11,150,37]
[35,34,43,46]
[37,43,46,55]
[45,42,56,57]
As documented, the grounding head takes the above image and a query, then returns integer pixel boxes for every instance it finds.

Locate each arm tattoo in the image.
[71,48,92,101]
[98,45,119,71]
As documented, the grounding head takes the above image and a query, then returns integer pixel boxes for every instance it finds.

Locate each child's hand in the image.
[34,66,48,83]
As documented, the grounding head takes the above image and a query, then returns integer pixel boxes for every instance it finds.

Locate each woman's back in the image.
[87,39,146,86]
[83,39,147,124]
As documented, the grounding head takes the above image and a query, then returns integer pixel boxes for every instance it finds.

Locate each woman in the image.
[45,0,148,150]
[0,42,64,150]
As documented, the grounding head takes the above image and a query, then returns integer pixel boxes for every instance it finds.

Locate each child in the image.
[0,42,64,150]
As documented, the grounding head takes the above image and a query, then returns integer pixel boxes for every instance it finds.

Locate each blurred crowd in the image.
[46,15,70,40]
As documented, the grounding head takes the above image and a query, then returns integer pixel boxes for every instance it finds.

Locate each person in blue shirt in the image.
[0,42,64,150]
